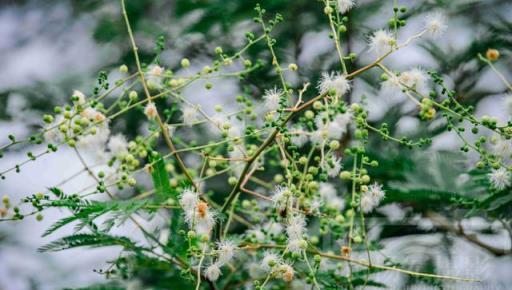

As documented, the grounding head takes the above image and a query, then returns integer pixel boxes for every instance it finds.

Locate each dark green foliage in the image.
[38,233,137,252]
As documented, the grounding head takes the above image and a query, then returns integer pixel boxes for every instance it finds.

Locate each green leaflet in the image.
[38,233,136,252]
[42,199,148,237]
[148,153,174,201]
[148,153,187,256]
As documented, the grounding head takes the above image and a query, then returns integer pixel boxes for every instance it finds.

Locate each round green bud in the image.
[166,198,176,206]
[351,103,362,112]
[353,235,363,244]
[288,63,298,71]
[308,181,319,191]
[242,200,251,209]
[346,209,354,217]
[119,64,128,73]
[340,171,351,180]
[127,178,137,186]
[273,174,284,183]
[180,58,190,68]
[228,176,237,185]
[329,140,340,150]
[202,65,212,74]
[43,115,54,124]
[305,110,315,119]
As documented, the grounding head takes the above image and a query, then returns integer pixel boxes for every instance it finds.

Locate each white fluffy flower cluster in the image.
[205,240,238,281]
[286,214,307,254]
[263,87,284,111]
[182,106,200,126]
[144,102,158,119]
[319,182,345,210]
[397,69,428,93]
[72,90,86,105]
[107,134,129,157]
[179,188,216,237]
[488,168,511,190]
[272,185,293,211]
[81,107,107,123]
[146,64,164,89]
[311,112,351,144]
[337,0,355,14]
[425,12,447,37]
[381,68,429,97]
[360,183,385,213]
[321,155,343,177]
[260,252,295,282]
[369,30,396,55]
[318,72,351,99]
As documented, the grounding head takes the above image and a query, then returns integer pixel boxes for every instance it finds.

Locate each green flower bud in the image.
[119,64,128,73]
[180,58,190,68]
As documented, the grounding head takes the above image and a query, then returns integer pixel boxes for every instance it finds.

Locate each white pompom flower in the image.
[425,12,447,37]
[182,106,199,126]
[146,64,164,88]
[368,182,385,203]
[369,30,396,55]
[263,87,284,111]
[318,72,351,98]
[72,90,87,105]
[319,182,345,210]
[179,188,199,211]
[107,134,128,157]
[272,185,293,211]
[322,156,342,178]
[488,168,511,190]
[144,102,158,119]
[205,263,221,281]
[360,192,376,213]
[337,0,355,14]
[360,183,385,213]
[278,263,295,282]
[216,240,237,265]
[261,252,280,272]
[286,214,306,241]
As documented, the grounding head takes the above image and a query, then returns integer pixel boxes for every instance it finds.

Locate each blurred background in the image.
[1,0,512,289]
